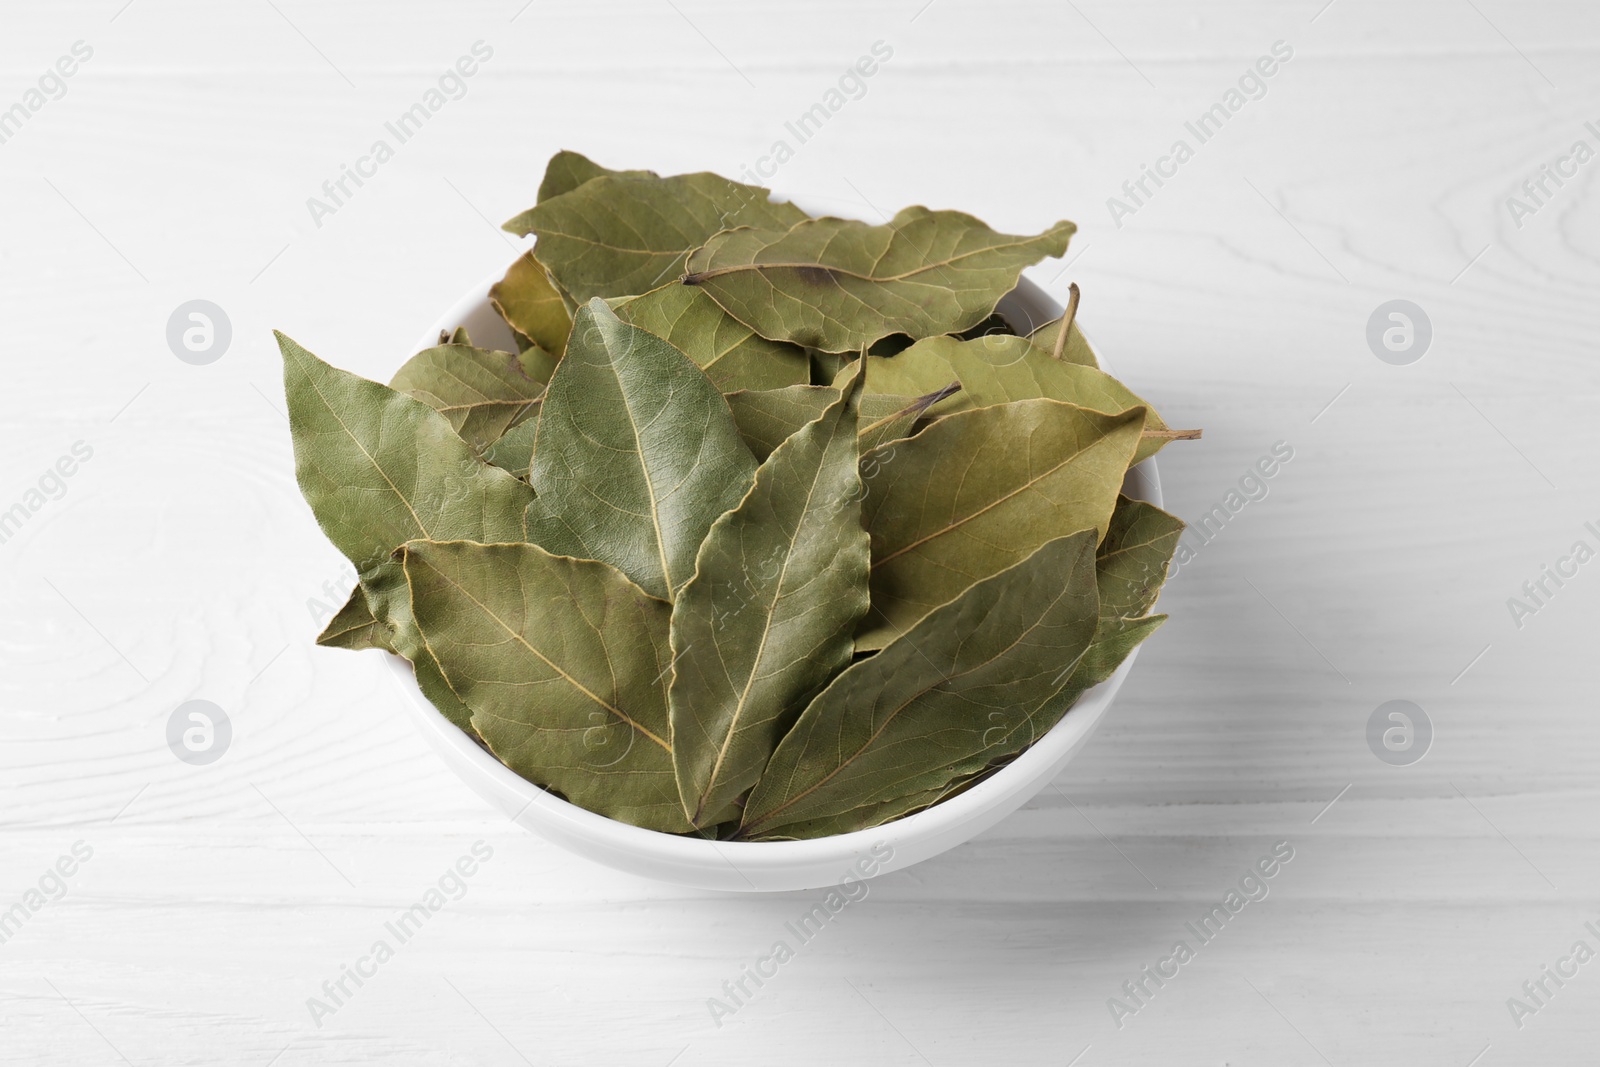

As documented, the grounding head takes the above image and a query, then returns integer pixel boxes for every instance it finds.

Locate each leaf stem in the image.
[1140,428,1203,442]
[856,382,962,439]
[1051,282,1081,362]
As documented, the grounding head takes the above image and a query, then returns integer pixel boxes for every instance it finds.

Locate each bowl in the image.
[386,246,1164,892]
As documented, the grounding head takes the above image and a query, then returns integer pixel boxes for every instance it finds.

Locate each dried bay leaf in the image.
[725,383,955,461]
[809,349,849,386]
[668,378,871,826]
[955,312,1014,341]
[853,385,963,452]
[609,282,808,390]
[316,585,393,652]
[756,760,1000,841]
[360,558,477,730]
[1095,497,1183,621]
[1061,496,1182,691]
[490,251,573,356]
[724,385,833,460]
[537,149,657,204]
[738,532,1101,839]
[682,208,1076,353]
[852,334,1173,464]
[278,332,534,574]
[855,400,1143,651]
[750,501,1180,837]
[396,539,694,833]
[748,769,977,841]
[480,402,541,480]
[1006,507,1182,749]
[291,149,1189,841]
[281,333,535,732]
[524,299,757,601]
[389,341,551,453]
[506,171,807,303]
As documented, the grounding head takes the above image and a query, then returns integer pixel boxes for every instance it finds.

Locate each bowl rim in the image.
[388,243,1164,884]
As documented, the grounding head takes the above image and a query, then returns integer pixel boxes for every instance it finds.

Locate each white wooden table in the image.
[3,1,1598,1062]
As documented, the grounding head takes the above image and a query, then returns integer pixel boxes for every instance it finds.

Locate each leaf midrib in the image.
[693,419,836,821]
[873,428,1110,568]
[297,353,432,542]
[607,352,675,597]
[686,227,1064,286]
[741,559,1083,833]
[412,551,672,754]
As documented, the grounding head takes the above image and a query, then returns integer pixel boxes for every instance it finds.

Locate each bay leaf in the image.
[610,282,808,390]
[853,384,963,452]
[681,207,1076,353]
[389,341,551,453]
[867,497,1181,758]
[395,539,694,833]
[481,401,541,480]
[751,501,1179,836]
[855,400,1143,651]
[277,332,534,574]
[505,171,807,303]
[316,585,393,652]
[810,349,849,385]
[537,149,657,204]
[955,311,1013,341]
[524,299,757,600]
[751,760,998,841]
[725,383,955,461]
[1062,495,1182,690]
[724,385,833,460]
[1095,496,1183,620]
[360,558,476,730]
[489,251,573,356]
[668,377,871,826]
[851,334,1172,464]
[737,531,1101,839]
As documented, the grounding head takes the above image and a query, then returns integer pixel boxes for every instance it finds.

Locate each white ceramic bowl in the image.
[387,249,1163,892]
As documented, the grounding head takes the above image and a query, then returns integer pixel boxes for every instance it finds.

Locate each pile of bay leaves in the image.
[280,151,1192,841]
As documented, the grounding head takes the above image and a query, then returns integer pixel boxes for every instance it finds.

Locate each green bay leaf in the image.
[506,171,806,303]
[738,532,1101,839]
[856,399,1142,651]
[669,379,871,826]
[389,341,550,454]
[277,332,534,574]
[610,282,808,391]
[525,299,757,600]
[396,539,692,833]
[682,207,1076,353]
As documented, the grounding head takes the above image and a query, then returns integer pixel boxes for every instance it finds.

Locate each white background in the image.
[3,1,1598,1063]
